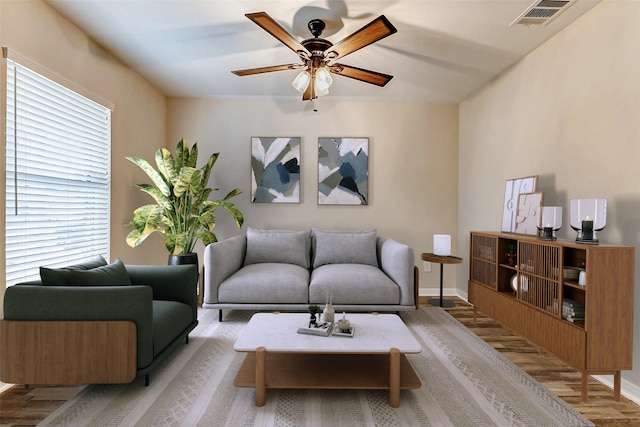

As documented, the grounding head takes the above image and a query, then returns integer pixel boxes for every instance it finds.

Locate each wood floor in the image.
[1,297,640,426]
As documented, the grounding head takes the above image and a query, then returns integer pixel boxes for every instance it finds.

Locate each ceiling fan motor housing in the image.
[302,38,333,55]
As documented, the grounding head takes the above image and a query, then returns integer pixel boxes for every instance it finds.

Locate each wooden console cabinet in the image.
[468,231,634,401]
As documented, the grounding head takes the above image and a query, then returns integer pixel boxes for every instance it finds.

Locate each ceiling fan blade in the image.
[232,63,304,76]
[330,63,393,87]
[328,15,397,61]
[246,12,308,56]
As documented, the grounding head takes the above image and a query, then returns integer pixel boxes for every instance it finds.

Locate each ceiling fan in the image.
[231,12,397,101]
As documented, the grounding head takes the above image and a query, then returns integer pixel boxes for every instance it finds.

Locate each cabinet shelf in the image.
[468,231,634,402]
[563,280,586,290]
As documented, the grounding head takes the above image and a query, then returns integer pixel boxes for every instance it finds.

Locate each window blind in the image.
[5,59,111,285]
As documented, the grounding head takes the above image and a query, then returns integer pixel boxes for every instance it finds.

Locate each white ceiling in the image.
[45,0,601,104]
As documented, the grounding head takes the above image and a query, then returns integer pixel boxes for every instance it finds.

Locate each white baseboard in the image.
[419,288,468,302]
[592,374,640,406]
[422,288,640,404]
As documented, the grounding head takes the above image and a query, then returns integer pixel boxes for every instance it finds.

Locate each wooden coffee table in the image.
[233,312,421,408]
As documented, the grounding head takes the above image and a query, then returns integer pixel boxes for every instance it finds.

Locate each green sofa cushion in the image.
[66,259,132,286]
[41,258,131,286]
[152,300,194,357]
[40,255,108,285]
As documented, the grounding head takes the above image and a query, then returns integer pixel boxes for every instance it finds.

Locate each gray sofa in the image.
[203,228,418,320]
[1,257,198,386]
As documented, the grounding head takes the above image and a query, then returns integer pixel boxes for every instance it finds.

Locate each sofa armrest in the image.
[3,284,155,368]
[203,235,246,304]
[377,237,416,306]
[126,264,198,320]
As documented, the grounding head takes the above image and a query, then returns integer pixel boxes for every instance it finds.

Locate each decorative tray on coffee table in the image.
[331,324,355,337]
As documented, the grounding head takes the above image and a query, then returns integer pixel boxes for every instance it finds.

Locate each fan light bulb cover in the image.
[292,70,311,93]
[315,67,333,96]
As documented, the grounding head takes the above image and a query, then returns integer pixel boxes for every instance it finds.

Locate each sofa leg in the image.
[219,310,223,322]
[185,335,189,344]
[145,374,150,387]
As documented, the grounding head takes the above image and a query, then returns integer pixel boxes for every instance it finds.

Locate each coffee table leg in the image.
[389,348,400,408]
[255,347,266,407]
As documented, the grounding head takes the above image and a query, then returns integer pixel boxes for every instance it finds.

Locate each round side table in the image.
[421,253,463,308]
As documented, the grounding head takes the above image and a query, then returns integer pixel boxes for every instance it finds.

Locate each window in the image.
[5,59,111,285]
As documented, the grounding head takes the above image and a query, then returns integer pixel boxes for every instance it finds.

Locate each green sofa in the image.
[0,259,198,386]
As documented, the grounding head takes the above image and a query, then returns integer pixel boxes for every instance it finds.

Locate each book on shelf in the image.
[297,322,332,336]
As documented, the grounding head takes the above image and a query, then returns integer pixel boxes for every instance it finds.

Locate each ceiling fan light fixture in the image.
[314,82,330,97]
[292,70,311,93]
[314,67,333,96]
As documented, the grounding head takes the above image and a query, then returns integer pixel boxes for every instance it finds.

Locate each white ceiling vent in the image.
[510,0,575,27]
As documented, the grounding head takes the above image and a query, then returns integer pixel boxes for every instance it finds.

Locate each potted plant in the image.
[125,138,244,266]
[308,304,321,327]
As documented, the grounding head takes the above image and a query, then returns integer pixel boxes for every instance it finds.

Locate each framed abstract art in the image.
[250,137,300,203]
[514,192,544,235]
[501,175,538,232]
[318,137,368,205]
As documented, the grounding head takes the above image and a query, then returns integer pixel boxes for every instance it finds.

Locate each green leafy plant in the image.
[126,138,244,255]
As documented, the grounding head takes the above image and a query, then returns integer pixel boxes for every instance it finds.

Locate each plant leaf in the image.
[186,141,198,168]
[158,147,179,186]
[135,184,172,210]
[126,156,170,197]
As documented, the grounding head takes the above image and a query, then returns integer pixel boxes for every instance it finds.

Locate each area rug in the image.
[38,307,593,426]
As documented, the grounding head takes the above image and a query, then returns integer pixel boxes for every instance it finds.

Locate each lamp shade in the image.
[570,199,607,231]
[314,67,333,96]
[433,234,451,256]
[539,206,562,230]
[292,70,311,93]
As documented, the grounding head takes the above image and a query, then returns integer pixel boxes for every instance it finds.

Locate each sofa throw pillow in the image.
[40,255,108,285]
[312,229,378,268]
[65,259,132,286]
[244,228,310,268]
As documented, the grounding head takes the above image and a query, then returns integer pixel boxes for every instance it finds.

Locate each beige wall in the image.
[167,98,459,293]
[0,0,169,274]
[459,0,640,396]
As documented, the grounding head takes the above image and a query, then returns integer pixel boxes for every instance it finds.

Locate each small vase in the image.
[323,303,335,323]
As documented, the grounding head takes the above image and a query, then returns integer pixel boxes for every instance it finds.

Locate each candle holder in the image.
[570,199,607,244]
[537,206,562,241]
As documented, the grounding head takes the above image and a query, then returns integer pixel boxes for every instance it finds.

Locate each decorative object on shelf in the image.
[308,304,321,327]
[501,175,538,232]
[505,243,517,267]
[510,274,518,293]
[433,234,451,256]
[570,198,607,244]
[537,206,562,240]
[251,137,301,203]
[318,137,368,205]
[578,270,587,286]
[515,192,544,235]
[125,139,244,258]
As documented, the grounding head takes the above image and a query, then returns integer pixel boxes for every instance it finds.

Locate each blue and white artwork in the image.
[318,137,368,205]
[251,137,301,203]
